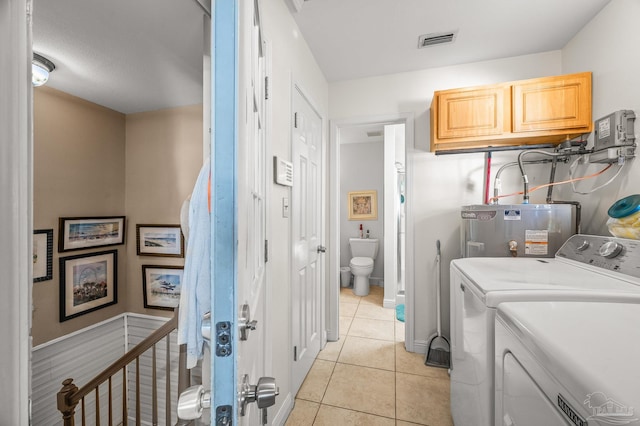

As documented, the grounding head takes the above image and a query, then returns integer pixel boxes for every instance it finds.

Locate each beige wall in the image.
[33,87,126,345]
[33,87,203,345]
[124,106,203,314]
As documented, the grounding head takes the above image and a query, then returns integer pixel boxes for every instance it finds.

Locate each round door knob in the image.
[177,385,211,420]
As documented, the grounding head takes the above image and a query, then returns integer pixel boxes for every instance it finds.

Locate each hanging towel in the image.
[177,160,211,369]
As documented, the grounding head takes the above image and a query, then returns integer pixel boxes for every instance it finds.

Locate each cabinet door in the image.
[512,72,592,133]
[437,86,510,139]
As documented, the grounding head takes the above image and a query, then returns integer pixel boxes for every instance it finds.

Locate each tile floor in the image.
[285,286,453,426]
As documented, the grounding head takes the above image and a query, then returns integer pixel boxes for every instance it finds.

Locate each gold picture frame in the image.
[348,190,378,220]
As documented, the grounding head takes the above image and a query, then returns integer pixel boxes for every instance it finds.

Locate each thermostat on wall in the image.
[274,156,293,186]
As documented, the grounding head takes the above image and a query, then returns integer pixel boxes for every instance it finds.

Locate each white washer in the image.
[450,234,640,426]
[495,301,640,426]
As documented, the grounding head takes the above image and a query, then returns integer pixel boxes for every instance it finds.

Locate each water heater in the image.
[461,204,577,258]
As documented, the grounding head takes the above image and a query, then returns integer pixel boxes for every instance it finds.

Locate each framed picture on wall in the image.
[33,229,53,282]
[348,190,378,220]
[59,250,118,322]
[142,265,184,310]
[58,216,126,252]
[136,224,184,257]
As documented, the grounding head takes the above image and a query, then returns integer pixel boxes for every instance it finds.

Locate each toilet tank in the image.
[349,238,379,258]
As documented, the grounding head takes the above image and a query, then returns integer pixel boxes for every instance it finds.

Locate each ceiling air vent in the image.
[418,31,457,48]
[367,131,383,138]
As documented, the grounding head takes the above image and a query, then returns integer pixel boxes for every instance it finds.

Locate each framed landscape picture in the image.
[142,265,183,310]
[33,229,53,282]
[58,216,126,252]
[348,190,378,220]
[59,250,118,322]
[136,224,184,257]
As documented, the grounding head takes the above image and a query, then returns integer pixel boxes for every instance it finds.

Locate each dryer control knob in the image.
[577,240,590,251]
[599,241,623,258]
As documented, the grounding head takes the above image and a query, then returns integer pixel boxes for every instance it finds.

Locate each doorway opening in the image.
[328,113,415,349]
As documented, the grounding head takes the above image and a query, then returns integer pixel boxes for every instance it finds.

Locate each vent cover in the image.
[367,131,383,137]
[418,31,457,48]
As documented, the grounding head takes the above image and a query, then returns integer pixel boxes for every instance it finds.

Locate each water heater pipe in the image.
[483,151,492,204]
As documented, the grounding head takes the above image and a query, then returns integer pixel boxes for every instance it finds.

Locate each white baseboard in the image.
[412,339,430,354]
[271,392,293,425]
[383,298,396,308]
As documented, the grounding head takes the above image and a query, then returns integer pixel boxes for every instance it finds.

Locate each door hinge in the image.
[293,346,297,361]
[265,76,269,100]
[294,112,298,128]
[265,239,269,263]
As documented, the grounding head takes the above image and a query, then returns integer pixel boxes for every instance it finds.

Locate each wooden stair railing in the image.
[56,311,192,426]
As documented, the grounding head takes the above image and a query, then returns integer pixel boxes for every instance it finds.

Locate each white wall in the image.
[340,142,385,282]
[556,0,640,234]
[329,51,562,349]
[262,0,329,422]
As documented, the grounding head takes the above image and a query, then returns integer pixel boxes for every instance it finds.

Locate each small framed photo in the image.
[33,229,53,282]
[136,224,184,257]
[58,216,126,252]
[59,250,118,322]
[142,265,184,310]
[348,190,378,220]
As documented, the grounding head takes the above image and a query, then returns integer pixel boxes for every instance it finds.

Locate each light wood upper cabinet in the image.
[436,85,511,139]
[430,72,593,153]
[512,73,592,133]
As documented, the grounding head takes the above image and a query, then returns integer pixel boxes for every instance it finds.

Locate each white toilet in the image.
[349,238,379,296]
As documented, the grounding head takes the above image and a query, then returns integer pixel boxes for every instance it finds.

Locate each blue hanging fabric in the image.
[177,160,211,369]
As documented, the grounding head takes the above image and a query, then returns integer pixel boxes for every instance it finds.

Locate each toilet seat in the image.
[350,257,373,268]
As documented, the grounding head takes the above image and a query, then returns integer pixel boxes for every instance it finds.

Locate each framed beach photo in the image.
[59,250,118,322]
[136,224,184,257]
[348,190,378,220]
[142,265,184,310]
[33,229,53,282]
[58,216,126,252]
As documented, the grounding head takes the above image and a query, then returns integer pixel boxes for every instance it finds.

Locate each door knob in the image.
[238,304,258,341]
[201,311,211,341]
[177,385,211,420]
[317,245,326,253]
[239,375,279,416]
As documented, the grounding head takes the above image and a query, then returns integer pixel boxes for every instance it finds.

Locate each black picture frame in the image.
[59,250,118,322]
[136,224,185,258]
[33,229,53,282]
[58,216,126,252]
[142,265,183,310]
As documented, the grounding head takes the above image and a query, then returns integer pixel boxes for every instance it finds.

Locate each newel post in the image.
[57,378,79,426]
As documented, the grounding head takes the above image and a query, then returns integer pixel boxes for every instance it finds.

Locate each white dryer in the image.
[495,301,640,426]
[450,234,640,426]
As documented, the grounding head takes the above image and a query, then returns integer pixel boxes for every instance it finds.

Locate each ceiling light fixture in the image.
[32,53,56,87]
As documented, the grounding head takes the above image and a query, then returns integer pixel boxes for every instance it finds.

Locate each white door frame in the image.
[289,79,326,392]
[1,0,33,422]
[328,113,416,350]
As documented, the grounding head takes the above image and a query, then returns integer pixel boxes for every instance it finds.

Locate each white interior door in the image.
[291,86,323,394]
[209,1,272,424]
[235,0,270,423]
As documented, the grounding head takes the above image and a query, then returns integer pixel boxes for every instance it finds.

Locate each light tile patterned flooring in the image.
[285,286,453,426]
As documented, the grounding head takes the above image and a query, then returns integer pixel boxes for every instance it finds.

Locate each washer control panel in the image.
[556,234,640,277]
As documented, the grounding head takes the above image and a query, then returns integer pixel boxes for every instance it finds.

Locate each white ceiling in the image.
[33,0,612,114]
[292,0,612,82]
[33,0,207,114]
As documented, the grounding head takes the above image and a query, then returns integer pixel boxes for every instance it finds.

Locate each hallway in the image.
[285,286,453,425]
